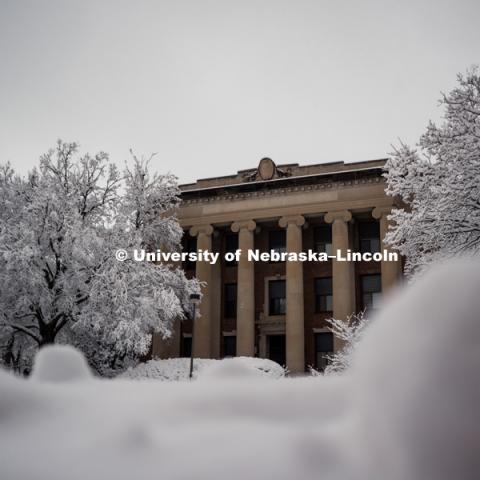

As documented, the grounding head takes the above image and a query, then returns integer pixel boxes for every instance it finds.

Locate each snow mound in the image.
[198,357,281,380]
[30,345,92,383]
[1,258,479,480]
[351,258,480,480]
[120,356,285,381]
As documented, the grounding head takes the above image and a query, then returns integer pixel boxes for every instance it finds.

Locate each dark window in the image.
[225,234,238,266]
[268,334,286,366]
[361,274,382,311]
[269,280,286,315]
[315,277,333,312]
[359,221,380,254]
[224,283,237,318]
[269,230,286,255]
[183,236,197,270]
[182,336,192,357]
[315,332,333,371]
[314,226,332,255]
[223,336,236,357]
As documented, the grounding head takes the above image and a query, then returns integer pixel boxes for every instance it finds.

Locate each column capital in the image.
[231,220,256,233]
[278,215,305,228]
[372,205,394,220]
[189,224,214,237]
[324,210,352,224]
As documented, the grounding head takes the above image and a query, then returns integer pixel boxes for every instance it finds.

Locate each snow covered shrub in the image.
[120,357,286,381]
[0,141,200,374]
[322,311,369,375]
[385,67,480,276]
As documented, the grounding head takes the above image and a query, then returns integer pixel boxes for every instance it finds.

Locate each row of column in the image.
[188,208,402,373]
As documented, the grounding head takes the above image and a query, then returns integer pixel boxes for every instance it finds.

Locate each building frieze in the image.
[181,174,383,206]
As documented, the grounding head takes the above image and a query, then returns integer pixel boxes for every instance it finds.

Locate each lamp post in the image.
[189,293,201,379]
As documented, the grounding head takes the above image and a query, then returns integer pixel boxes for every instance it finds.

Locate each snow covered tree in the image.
[385,67,480,276]
[323,311,369,375]
[0,141,199,374]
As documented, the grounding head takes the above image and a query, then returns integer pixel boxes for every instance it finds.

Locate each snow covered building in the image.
[152,158,403,373]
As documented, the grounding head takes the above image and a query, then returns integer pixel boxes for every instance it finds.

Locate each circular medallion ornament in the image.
[258,157,276,180]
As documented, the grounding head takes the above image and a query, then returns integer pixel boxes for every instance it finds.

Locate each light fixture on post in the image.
[189,293,201,379]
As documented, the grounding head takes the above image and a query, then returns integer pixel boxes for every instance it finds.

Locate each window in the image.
[314,226,332,255]
[358,221,380,254]
[183,236,197,270]
[361,274,382,311]
[225,234,238,266]
[224,283,237,318]
[182,336,192,357]
[269,279,286,315]
[315,277,333,312]
[315,332,333,371]
[269,230,286,255]
[223,336,236,357]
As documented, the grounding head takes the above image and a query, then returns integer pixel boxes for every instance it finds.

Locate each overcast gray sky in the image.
[1,0,479,184]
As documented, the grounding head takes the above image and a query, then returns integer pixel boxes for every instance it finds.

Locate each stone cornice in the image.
[180,196,394,229]
[181,174,384,206]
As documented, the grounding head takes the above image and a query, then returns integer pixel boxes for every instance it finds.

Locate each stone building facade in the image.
[152,158,403,373]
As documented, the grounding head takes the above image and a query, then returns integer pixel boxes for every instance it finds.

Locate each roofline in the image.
[180,163,386,195]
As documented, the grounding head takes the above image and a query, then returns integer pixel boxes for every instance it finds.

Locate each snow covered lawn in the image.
[1,259,479,480]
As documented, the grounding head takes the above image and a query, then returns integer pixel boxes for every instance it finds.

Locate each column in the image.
[324,210,354,351]
[210,247,222,359]
[372,206,403,293]
[231,220,256,357]
[189,224,214,358]
[279,215,305,374]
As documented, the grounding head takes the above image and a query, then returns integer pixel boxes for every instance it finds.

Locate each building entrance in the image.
[267,334,286,367]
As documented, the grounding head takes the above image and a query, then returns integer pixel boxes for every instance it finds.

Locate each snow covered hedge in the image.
[1,258,479,480]
[120,356,286,381]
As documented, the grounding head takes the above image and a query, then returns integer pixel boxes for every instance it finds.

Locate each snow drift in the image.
[120,356,285,381]
[1,258,479,480]
[31,345,93,383]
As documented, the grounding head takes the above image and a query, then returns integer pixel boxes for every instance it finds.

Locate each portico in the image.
[152,158,402,373]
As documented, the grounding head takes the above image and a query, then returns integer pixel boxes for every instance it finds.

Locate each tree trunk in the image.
[38,327,56,347]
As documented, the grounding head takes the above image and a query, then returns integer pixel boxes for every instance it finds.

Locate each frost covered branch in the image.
[0,140,200,374]
[385,67,480,276]
[323,311,369,375]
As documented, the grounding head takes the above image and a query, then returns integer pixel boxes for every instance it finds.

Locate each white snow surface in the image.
[30,345,93,383]
[1,258,480,480]
[120,356,286,381]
